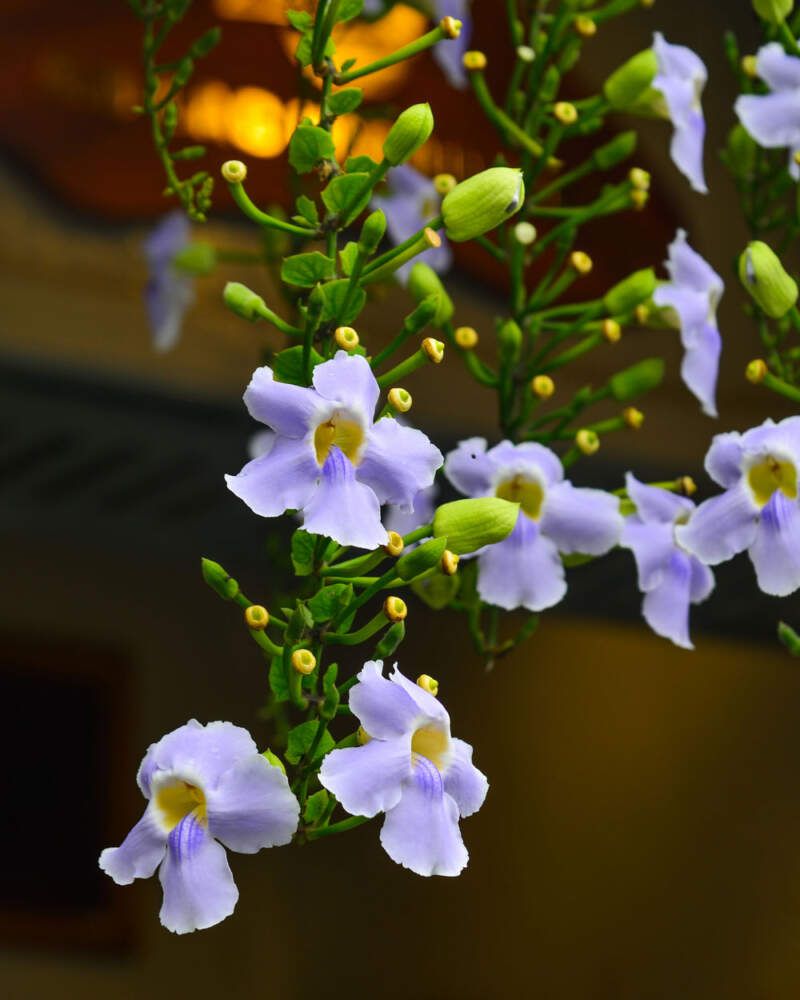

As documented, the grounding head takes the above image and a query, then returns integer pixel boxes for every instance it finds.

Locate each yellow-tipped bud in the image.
[635,304,650,325]
[741,55,758,78]
[570,251,593,275]
[383,596,408,622]
[517,45,536,63]
[678,476,697,497]
[629,167,651,190]
[746,358,768,383]
[291,649,316,675]
[532,374,555,399]
[422,337,445,363]
[576,429,600,455]
[383,531,405,557]
[514,221,538,245]
[574,15,597,37]
[423,227,442,250]
[221,159,247,183]
[554,102,579,125]
[623,406,645,429]
[454,326,479,350]
[441,550,460,576]
[602,318,622,343]
[440,16,462,39]
[334,326,359,350]
[416,674,439,696]
[244,604,269,630]
[357,726,371,745]
[388,386,412,412]
[433,173,457,195]
[631,189,649,211]
[463,50,487,71]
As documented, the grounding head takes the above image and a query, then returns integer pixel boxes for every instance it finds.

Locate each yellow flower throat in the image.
[747,456,798,508]
[313,413,364,467]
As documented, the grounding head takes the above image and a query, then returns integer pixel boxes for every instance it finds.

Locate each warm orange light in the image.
[213,0,306,24]
[229,86,287,157]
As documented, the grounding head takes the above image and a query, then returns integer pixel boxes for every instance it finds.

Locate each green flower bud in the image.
[739,241,799,318]
[753,0,793,24]
[223,281,266,321]
[778,620,800,656]
[497,319,522,364]
[725,124,757,177]
[172,242,216,275]
[603,268,657,315]
[374,620,406,658]
[592,130,638,170]
[432,498,519,555]
[201,557,239,599]
[407,262,454,326]
[395,537,449,581]
[608,358,665,402]
[442,167,525,243]
[358,210,387,254]
[603,49,659,111]
[383,103,434,166]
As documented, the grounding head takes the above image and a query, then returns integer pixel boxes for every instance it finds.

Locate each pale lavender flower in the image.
[621,474,714,649]
[432,0,472,90]
[653,230,723,418]
[143,211,195,352]
[652,32,708,194]
[444,439,623,612]
[735,43,800,179]
[226,352,443,550]
[677,417,800,597]
[385,483,438,538]
[319,661,487,877]
[372,165,452,284]
[99,720,299,934]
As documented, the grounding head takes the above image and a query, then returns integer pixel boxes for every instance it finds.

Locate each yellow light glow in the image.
[229,86,287,158]
[213,0,304,24]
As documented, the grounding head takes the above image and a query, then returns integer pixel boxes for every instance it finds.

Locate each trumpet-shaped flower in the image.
[621,474,715,649]
[676,417,800,597]
[652,33,708,194]
[99,720,299,934]
[735,43,800,179]
[143,211,195,352]
[372,165,452,283]
[444,439,623,611]
[319,661,488,877]
[226,352,443,550]
[653,230,723,417]
[385,483,438,538]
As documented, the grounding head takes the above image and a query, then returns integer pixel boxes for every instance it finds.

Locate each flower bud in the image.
[440,15,462,38]
[383,103,434,166]
[574,15,597,37]
[224,281,266,322]
[334,326,359,350]
[374,620,406,657]
[454,326,479,349]
[291,649,316,675]
[575,429,600,455]
[602,268,657,315]
[570,251,593,275]
[358,210,387,254]
[629,167,651,190]
[407,262,454,326]
[746,358,768,384]
[752,0,794,24]
[554,102,578,125]
[725,124,757,176]
[244,605,269,630]
[517,45,535,63]
[592,130,637,170]
[422,337,445,363]
[532,374,555,398]
[738,241,799,318]
[609,358,665,402]
[383,530,405,557]
[635,304,650,325]
[440,550,460,576]
[173,242,216,275]
[463,50,487,71]
[630,189,648,211]
[623,406,645,429]
[387,387,412,412]
[514,221,537,245]
[434,173,457,195]
[497,319,523,364]
[383,596,408,622]
[221,159,247,183]
[442,168,525,243]
[603,49,659,110]
[201,557,238,600]
[417,674,439,696]
[602,319,622,343]
[433,497,519,554]
[396,537,448,580]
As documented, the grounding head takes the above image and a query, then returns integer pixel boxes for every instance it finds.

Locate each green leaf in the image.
[341,57,357,72]
[286,601,314,644]
[345,154,378,174]
[281,251,335,288]
[411,572,460,610]
[336,0,364,22]
[374,620,405,657]
[322,172,371,222]
[308,584,354,622]
[339,241,360,276]
[273,344,325,385]
[304,789,329,823]
[262,748,286,773]
[288,123,336,174]
[295,194,319,226]
[291,529,317,576]
[321,662,340,720]
[269,655,289,701]
[317,279,366,325]
[286,721,335,765]
[329,87,364,115]
[286,9,312,30]
[295,29,335,67]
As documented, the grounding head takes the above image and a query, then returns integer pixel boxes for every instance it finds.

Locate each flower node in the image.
[576,429,600,455]
[440,16,462,39]
[463,50,488,71]
[454,326,479,350]
[388,387,413,412]
[531,375,555,399]
[416,674,440,697]
[383,596,408,622]
[602,319,622,343]
[570,251,593,275]
[440,550,460,576]
[334,326,359,350]
[221,160,247,184]
[623,407,645,430]
[422,337,445,363]
[383,531,405,557]
[555,102,579,125]
[244,605,269,630]
[746,358,768,384]
[291,649,317,675]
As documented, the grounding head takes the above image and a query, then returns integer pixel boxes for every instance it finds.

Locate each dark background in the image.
[2,1,800,997]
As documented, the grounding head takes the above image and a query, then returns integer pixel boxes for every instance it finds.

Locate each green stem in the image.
[306,815,371,840]
[335,25,450,83]
[322,609,391,646]
[376,348,433,389]
[467,69,547,160]
[227,181,318,236]
[362,217,444,280]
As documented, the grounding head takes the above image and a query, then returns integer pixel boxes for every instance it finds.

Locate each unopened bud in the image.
[442,167,525,242]
[422,337,445,363]
[678,476,697,496]
[433,497,519,554]
[726,124,758,176]
[554,102,578,125]
[440,15,462,38]
[334,326,359,350]
[623,406,645,429]
[245,605,269,630]
[514,221,537,245]
[739,240,799,318]
[408,262,454,326]
[173,242,216,275]
[574,15,597,37]
[388,387,412,412]
[433,173,457,195]
[221,159,247,184]
[417,674,439,696]
[440,550,460,576]
[746,358,768,383]
[602,318,622,343]
[570,251,593,275]
[593,131,638,170]
[358,210,387,254]
[463,50,488,71]
[383,596,408,622]
[201,557,239,600]
[604,49,659,110]
[603,268,656,314]
[575,429,600,455]
[224,281,266,322]
[635,304,650,325]
[383,531,405,556]
[752,1,794,26]
[517,45,535,63]
[609,358,665,401]
[383,103,434,166]
[532,374,555,398]
[629,167,650,190]
[454,326,478,349]
[291,649,316,675]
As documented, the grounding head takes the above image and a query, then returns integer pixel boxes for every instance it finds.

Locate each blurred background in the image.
[2,1,800,997]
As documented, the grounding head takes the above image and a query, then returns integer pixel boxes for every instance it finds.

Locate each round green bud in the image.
[432,497,520,555]
[395,537,449,581]
[358,210,387,254]
[383,103,434,166]
[407,263,454,326]
[739,241,799,318]
[201,557,238,600]
[592,130,637,170]
[223,281,266,322]
[725,124,758,177]
[608,358,665,402]
[603,49,659,111]
[603,268,657,315]
[497,319,522,364]
[442,167,525,243]
[172,242,216,276]
[752,0,793,24]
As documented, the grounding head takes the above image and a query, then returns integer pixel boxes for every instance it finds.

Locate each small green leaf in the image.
[295,194,319,226]
[286,601,314,644]
[269,656,289,701]
[304,788,329,823]
[345,154,378,174]
[336,0,364,21]
[317,279,366,325]
[288,123,336,174]
[321,662,340,720]
[273,344,325,386]
[322,173,371,222]
[341,57,357,72]
[286,721,335,765]
[281,251,335,288]
[374,620,406,657]
[262,748,286,773]
[411,573,460,610]
[291,529,317,576]
[339,241,360,276]
[329,87,364,115]
[286,9,312,30]
[308,584,354,622]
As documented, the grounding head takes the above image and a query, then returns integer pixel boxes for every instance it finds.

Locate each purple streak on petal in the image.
[385,484,438,537]
[349,661,423,739]
[704,430,744,488]
[443,738,488,818]
[625,472,693,524]
[621,517,675,592]
[681,320,721,417]
[243,366,325,438]
[432,0,471,89]
[477,515,567,612]
[748,491,800,597]
[98,804,166,885]
[541,482,623,555]
[675,483,759,565]
[689,557,715,604]
[302,447,388,549]
[736,91,800,150]
[443,438,493,497]
[319,736,412,817]
[312,351,380,423]
[158,815,238,934]
[358,418,443,509]
[225,435,320,518]
[757,42,800,91]
[380,758,468,877]
[389,665,451,727]
[205,755,299,854]
[641,550,694,649]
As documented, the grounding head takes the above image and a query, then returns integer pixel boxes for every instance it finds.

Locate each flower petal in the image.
[319,735,412,817]
[669,111,708,194]
[349,661,424,740]
[736,91,800,150]
[675,483,759,565]
[98,804,166,885]
[301,447,388,549]
[540,482,623,555]
[660,229,723,293]
[358,418,443,509]
[748,491,800,597]
[477,515,567,612]
[443,738,488,819]
[620,516,675,592]
[757,42,800,91]
[704,430,744,488]
[486,440,565,486]
[689,557,715,604]
[625,472,693,524]
[443,437,494,497]
[380,758,468,877]
[145,272,194,353]
[389,665,450,728]
[243,366,325,439]
[653,34,708,193]
[641,550,694,649]
[144,211,190,264]
[385,484,438,538]
[225,435,320,519]
[312,351,380,423]
[206,755,299,854]
[432,0,471,89]
[680,319,721,417]
[158,814,238,934]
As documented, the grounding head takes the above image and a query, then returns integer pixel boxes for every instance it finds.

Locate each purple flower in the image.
[653,230,723,418]
[652,32,708,194]
[444,439,623,611]
[735,43,800,179]
[621,474,714,649]
[226,352,443,550]
[99,720,299,934]
[143,211,195,352]
[676,417,800,597]
[319,661,487,877]
[432,0,472,90]
[385,483,438,538]
[372,165,452,284]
